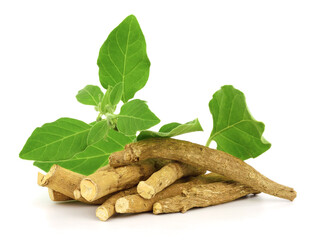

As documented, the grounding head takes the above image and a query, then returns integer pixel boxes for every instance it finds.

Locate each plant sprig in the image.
[19,15,271,175]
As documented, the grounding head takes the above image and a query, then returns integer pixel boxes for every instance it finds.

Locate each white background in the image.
[1,0,314,239]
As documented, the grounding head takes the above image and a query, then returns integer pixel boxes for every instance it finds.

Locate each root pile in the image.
[37,138,296,221]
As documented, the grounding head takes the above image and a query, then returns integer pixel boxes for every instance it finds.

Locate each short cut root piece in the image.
[38,165,110,205]
[81,160,157,202]
[137,162,205,199]
[96,187,137,221]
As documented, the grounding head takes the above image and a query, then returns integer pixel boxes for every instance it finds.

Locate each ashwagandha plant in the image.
[19,15,271,175]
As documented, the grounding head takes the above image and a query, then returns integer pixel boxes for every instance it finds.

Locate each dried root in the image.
[153,181,259,214]
[38,165,110,204]
[137,162,205,199]
[116,173,228,213]
[36,138,296,221]
[96,187,138,221]
[80,160,157,202]
[109,138,296,201]
[48,189,73,201]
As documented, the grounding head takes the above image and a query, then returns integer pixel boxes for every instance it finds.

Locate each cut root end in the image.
[137,181,155,199]
[73,188,81,200]
[115,198,130,213]
[153,203,162,215]
[96,207,110,221]
[80,179,98,202]
[38,165,58,186]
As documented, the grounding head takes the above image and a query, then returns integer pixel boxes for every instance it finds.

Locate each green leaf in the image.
[76,85,104,106]
[19,118,91,161]
[97,15,150,103]
[100,85,113,114]
[137,119,203,141]
[117,99,160,136]
[207,85,271,160]
[100,83,123,114]
[87,120,109,145]
[89,121,97,126]
[34,129,135,175]
[158,123,181,133]
[109,82,123,106]
[33,161,54,172]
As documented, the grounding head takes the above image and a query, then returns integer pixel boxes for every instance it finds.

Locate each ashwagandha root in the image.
[72,165,114,200]
[38,172,72,201]
[96,187,138,221]
[48,188,73,201]
[37,165,109,204]
[137,162,205,199]
[73,187,82,200]
[109,138,296,201]
[80,160,158,202]
[115,172,230,214]
[153,181,259,214]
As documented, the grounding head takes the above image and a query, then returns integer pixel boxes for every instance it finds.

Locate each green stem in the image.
[96,112,103,122]
[105,113,118,119]
[205,136,213,147]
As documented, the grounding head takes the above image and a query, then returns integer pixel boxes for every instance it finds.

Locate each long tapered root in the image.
[153,181,259,214]
[109,138,296,201]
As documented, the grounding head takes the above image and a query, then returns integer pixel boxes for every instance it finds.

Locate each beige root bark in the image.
[153,181,259,214]
[72,165,113,200]
[73,187,82,200]
[115,172,230,213]
[80,160,157,202]
[38,172,72,201]
[96,187,138,221]
[48,189,73,201]
[37,165,109,204]
[109,138,296,201]
[137,162,205,199]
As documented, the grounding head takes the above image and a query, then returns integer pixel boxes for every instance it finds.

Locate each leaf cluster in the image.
[19,15,271,175]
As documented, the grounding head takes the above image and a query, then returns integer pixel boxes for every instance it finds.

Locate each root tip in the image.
[96,207,109,221]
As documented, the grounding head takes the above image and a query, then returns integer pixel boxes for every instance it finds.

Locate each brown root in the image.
[115,172,229,213]
[38,165,110,205]
[137,162,205,199]
[153,181,259,214]
[80,160,157,202]
[109,138,296,201]
[48,188,73,201]
[38,165,84,198]
[96,187,138,221]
